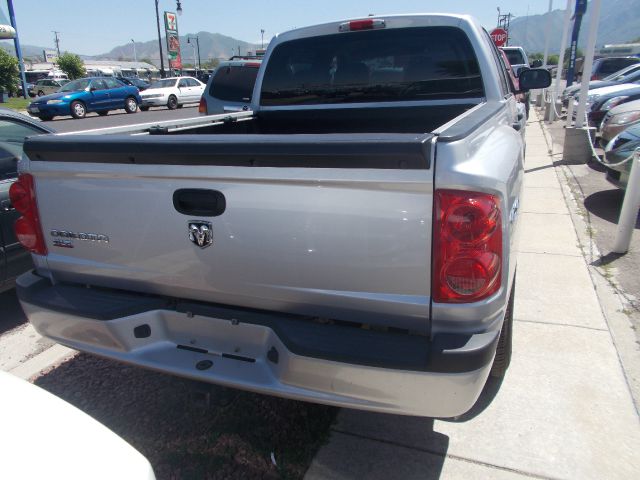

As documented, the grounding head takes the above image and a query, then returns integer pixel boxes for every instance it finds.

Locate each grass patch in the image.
[1,97,31,111]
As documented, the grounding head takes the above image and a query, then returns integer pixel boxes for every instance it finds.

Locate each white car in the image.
[139,76,205,111]
[0,371,155,480]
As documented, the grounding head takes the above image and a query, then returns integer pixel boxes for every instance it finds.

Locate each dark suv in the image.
[590,57,640,81]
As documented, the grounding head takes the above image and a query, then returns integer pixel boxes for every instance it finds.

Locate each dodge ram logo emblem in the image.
[188,221,213,249]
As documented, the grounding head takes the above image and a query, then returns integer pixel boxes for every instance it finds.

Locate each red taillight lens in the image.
[8,180,31,214]
[433,190,502,303]
[198,95,207,115]
[9,173,47,256]
[339,19,386,32]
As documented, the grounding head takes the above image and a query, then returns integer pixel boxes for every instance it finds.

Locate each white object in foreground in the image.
[0,371,155,480]
[613,149,640,254]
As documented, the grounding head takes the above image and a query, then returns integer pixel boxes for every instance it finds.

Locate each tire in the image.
[124,96,138,114]
[140,106,149,111]
[167,95,178,110]
[70,101,86,119]
[98,110,109,116]
[490,277,515,378]
[37,115,53,121]
[37,90,45,97]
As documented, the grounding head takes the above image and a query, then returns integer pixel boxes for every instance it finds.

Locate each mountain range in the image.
[508,0,640,54]
[2,0,639,64]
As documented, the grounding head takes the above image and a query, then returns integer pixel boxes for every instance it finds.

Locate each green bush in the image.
[57,52,86,79]
[0,48,19,95]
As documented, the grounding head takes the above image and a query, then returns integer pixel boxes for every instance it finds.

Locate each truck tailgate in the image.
[23,134,434,333]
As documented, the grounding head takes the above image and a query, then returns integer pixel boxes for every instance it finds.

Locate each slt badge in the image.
[188,221,213,249]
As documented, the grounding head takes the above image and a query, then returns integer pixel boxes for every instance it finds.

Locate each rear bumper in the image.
[17,271,498,417]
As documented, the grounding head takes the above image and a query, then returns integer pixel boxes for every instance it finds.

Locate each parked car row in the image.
[25,76,206,121]
[562,62,640,190]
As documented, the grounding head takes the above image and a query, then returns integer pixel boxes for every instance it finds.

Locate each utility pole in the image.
[187,36,201,71]
[154,0,165,78]
[131,39,137,63]
[52,30,61,57]
[496,8,515,45]
[261,29,265,49]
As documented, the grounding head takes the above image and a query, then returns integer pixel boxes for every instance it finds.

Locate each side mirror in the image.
[531,59,543,68]
[517,68,552,92]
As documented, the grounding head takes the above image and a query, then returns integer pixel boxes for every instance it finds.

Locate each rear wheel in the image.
[38,114,53,121]
[490,277,515,378]
[37,90,45,97]
[124,96,138,113]
[140,106,149,111]
[70,101,86,119]
[167,95,178,110]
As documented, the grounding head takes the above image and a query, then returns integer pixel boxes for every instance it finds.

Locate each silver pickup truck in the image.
[13,14,549,417]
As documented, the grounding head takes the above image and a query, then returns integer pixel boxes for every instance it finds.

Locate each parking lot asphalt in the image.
[306,109,640,480]
[32,104,200,133]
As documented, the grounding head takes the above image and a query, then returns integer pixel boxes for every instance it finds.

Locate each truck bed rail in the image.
[57,111,254,136]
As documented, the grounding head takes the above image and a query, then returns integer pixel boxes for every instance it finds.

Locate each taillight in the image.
[338,19,386,32]
[433,190,502,303]
[8,173,47,255]
[198,95,207,115]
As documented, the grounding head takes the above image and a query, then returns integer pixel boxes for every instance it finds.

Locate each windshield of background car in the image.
[210,65,260,102]
[261,26,483,106]
[149,79,177,89]
[59,78,90,92]
[503,49,525,65]
[0,119,47,179]
[603,64,640,81]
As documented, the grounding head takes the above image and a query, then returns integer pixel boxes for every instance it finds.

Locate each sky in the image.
[1,0,556,55]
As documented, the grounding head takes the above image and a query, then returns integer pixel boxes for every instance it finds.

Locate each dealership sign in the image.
[164,11,182,69]
[490,28,508,47]
[0,24,16,39]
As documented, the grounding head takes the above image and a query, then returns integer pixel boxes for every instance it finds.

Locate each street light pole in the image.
[131,39,137,63]
[6,0,28,99]
[154,0,165,78]
[261,29,265,49]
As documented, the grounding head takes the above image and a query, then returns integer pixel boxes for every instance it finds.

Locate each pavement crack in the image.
[514,318,607,332]
[329,429,561,480]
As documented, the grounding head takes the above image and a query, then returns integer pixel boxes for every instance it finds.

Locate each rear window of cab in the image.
[260,26,483,106]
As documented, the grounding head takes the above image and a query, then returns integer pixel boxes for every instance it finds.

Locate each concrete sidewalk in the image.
[305,111,640,480]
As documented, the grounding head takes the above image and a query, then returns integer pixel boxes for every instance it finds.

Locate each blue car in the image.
[26,77,142,121]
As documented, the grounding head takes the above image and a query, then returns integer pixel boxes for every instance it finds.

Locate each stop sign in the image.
[490,28,508,47]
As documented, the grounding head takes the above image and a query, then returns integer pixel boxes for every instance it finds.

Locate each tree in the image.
[0,48,19,95]
[56,52,86,79]
[547,54,559,65]
[139,57,154,65]
[563,47,583,68]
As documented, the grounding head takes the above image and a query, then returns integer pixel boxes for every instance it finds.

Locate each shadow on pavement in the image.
[311,415,448,480]
[442,375,504,423]
[584,188,639,228]
[0,288,27,334]
[34,353,337,480]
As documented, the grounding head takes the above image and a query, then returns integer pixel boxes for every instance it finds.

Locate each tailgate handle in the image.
[173,189,226,217]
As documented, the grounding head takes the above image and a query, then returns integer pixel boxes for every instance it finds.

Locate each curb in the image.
[535,107,640,416]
